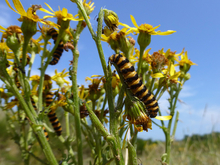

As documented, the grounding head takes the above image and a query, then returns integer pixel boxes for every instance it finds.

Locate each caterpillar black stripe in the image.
[31,96,49,141]
[13,54,31,88]
[13,66,21,88]
[109,54,159,118]
[45,92,62,136]
[47,28,64,65]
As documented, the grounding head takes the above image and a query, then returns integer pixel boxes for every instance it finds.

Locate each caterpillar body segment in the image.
[109,54,159,118]
[45,91,62,136]
[47,110,62,136]
[47,28,64,65]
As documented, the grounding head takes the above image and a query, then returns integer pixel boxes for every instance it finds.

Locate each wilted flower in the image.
[151,52,168,73]
[85,75,105,101]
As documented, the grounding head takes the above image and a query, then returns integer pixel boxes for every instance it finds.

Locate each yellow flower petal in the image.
[40,8,55,15]
[5,0,20,14]
[118,22,131,28]
[154,30,176,35]
[130,15,139,28]
[151,73,164,78]
[155,115,172,120]
[62,8,68,18]
[44,3,55,13]
[91,75,102,78]
[12,0,26,16]
[0,25,7,31]
[169,71,181,80]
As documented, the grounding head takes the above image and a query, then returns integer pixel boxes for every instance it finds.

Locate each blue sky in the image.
[1,0,220,141]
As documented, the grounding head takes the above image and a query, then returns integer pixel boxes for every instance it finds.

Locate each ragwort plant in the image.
[0,0,196,164]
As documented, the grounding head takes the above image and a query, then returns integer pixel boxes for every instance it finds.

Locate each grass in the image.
[1,109,220,165]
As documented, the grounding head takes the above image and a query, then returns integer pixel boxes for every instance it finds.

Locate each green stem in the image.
[127,141,138,165]
[38,29,65,112]
[70,50,83,165]
[6,82,58,165]
[137,46,145,75]
[149,78,155,92]
[73,3,124,164]
[100,95,107,123]
[86,104,124,165]
[27,51,36,79]
[65,112,70,137]
[21,36,31,70]
[38,39,48,112]
[165,84,181,164]
[172,111,179,137]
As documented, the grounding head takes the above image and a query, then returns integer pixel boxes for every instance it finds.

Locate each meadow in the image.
[1,110,219,165]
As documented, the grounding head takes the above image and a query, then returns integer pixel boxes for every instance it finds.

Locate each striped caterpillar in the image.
[109,54,159,118]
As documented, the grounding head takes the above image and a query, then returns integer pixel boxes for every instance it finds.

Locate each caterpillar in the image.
[109,54,159,118]
[45,91,62,136]
[12,54,31,88]
[31,96,49,141]
[13,66,21,88]
[47,28,64,65]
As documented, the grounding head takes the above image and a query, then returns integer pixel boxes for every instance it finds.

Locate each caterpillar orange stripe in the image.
[45,92,62,136]
[12,54,31,88]
[47,28,64,65]
[31,96,49,141]
[13,66,21,88]
[109,54,159,118]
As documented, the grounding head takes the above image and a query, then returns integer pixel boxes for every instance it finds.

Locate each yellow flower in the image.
[177,51,197,67]
[0,88,4,93]
[152,62,181,84]
[158,48,180,63]
[50,100,67,111]
[78,85,89,101]
[101,28,131,52]
[40,3,83,25]
[103,9,119,31]
[82,0,95,15]
[121,15,176,35]
[5,0,43,23]
[51,69,70,87]
[30,75,40,81]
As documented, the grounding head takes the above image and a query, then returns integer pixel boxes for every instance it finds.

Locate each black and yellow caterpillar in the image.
[45,91,62,136]
[109,54,159,118]
[13,54,31,88]
[31,96,49,141]
[47,28,64,65]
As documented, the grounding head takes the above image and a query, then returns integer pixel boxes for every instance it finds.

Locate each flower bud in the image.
[21,18,37,39]
[116,30,133,56]
[27,39,41,54]
[141,61,149,73]
[103,9,119,31]
[184,73,191,80]
[4,26,23,52]
[137,31,151,50]
[179,63,190,73]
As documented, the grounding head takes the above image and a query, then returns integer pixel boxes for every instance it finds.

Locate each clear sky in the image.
[1,0,220,141]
